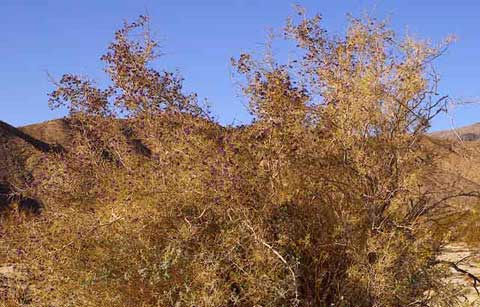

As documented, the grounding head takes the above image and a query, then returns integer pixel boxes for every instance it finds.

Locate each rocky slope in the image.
[0,119,68,212]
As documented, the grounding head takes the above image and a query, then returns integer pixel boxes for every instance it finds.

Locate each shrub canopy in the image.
[1,11,471,307]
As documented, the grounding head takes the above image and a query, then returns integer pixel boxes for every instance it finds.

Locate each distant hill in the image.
[0,119,68,178]
[430,122,480,141]
[0,119,68,210]
[20,119,71,146]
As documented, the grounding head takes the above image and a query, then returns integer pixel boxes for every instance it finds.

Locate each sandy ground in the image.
[439,243,480,306]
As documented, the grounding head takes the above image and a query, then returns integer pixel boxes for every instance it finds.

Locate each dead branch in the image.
[435,260,480,296]
[244,221,299,306]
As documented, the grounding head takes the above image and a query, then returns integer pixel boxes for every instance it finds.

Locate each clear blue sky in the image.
[2,0,479,130]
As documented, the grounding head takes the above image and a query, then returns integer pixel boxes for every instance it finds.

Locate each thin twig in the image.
[244,222,299,306]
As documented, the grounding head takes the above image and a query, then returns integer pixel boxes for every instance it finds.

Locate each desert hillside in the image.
[0,119,68,213]
[431,122,480,141]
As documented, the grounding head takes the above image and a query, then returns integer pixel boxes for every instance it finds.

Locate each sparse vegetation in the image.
[1,10,479,307]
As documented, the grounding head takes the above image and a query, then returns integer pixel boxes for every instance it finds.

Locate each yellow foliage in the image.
[0,11,471,307]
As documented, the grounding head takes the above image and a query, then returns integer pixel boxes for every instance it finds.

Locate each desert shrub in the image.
[0,11,470,307]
